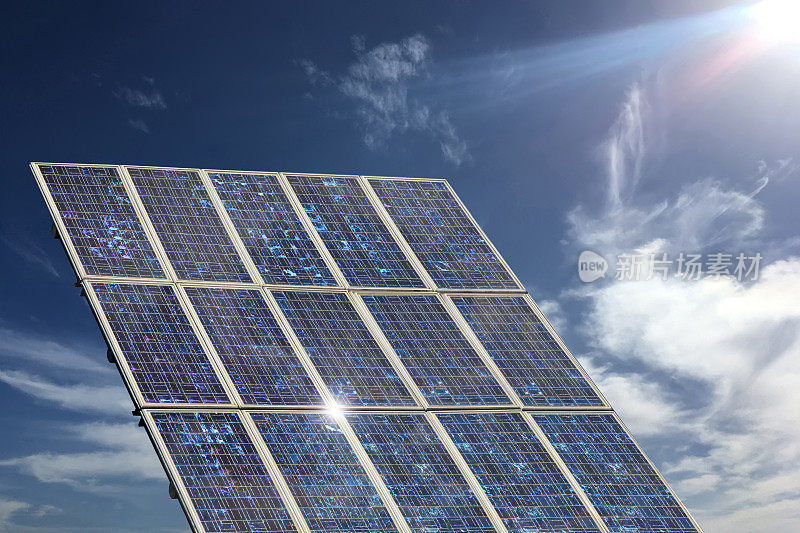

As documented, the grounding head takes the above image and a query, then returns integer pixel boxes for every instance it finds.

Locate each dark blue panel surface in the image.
[127,167,252,282]
[272,291,415,407]
[438,412,600,533]
[533,414,699,533]
[361,294,511,406]
[287,175,424,288]
[347,413,495,533]
[37,164,165,278]
[93,283,229,404]
[450,296,603,407]
[369,179,517,289]
[184,287,323,406]
[252,412,396,532]
[208,172,337,286]
[151,411,297,533]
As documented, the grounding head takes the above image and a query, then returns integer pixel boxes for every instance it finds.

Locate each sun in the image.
[749,0,800,44]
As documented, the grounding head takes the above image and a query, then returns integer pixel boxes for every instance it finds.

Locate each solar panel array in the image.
[33,163,702,533]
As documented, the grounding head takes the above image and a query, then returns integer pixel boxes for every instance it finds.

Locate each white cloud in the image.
[114,86,167,110]
[127,118,150,134]
[0,236,60,278]
[302,34,470,165]
[0,497,29,527]
[567,82,800,532]
[0,369,130,414]
[0,327,109,373]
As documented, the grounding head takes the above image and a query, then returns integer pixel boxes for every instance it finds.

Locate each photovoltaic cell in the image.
[36,164,165,278]
[252,412,396,532]
[347,413,495,533]
[533,414,699,533]
[127,167,252,282]
[93,283,229,404]
[361,294,511,406]
[183,287,323,406]
[272,291,415,407]
[286,175,424,288]
[368,178,518,289]
[450,296,603,407]
[151,411,297,533]
[437,412,600,533]
[208,172,337,286]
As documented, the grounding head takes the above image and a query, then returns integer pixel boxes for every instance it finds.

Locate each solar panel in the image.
[183,286,324,406]
[450,296,603,407]
[361,294,511,406]
[148,411,298,533]
[34,164,165,278]
[286,174,425,288]
[207,171,338,287]
[347,413,496,533]
[368,178,518,290]
[533,413,699,533]
[127,166,252,282]
[251,412,397,532]
[91,283,231,405]
[437,412,601,533]
[272,290,416,407]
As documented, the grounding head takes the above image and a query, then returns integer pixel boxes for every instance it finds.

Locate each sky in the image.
[1,0,799,531]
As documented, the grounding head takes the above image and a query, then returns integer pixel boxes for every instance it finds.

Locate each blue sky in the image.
[2,1,799,531]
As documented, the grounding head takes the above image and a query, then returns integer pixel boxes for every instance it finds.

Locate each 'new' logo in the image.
[578,250,608,283]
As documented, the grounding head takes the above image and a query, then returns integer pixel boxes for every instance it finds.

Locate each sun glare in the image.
[750,0,800,43]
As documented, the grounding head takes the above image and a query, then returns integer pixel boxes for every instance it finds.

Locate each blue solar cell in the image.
[37,164,165,278]
[183,287,323,406]
[127,167,252,282]
[272,291,415,407]
[252,412,396,532]
[533,414,699,533]
[361,294,511,406]
[151,411,297,533]
[368,178,518,289]
[437,412,600,533]
[208,172,338,287]
[450,296,603,407]
[93,283,229,404]
[286,175,424,288]
[347,413,496,533]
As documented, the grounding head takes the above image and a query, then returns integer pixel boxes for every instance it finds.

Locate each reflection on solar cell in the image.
[287,175,424,288]
[533,414,699,533]
[151,411,297,533]
[272,291,415,407]
[361,294,511,406]
[36,164,165,278]
[93,283,229,404]
[208,171,337,286]
[451,296,603,407]
[184,286,323,406]
[438,412,600,533]
[369,178,517,289]
[252,412,396,532]
[348,413,495,533]
[127,167,251,282]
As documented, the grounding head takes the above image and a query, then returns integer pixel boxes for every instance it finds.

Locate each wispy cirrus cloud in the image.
[0,236,60,278]
[114,85,167,110]
[566,81,800,532]
[0,369,129,414]
[0,327,109,374]
[301,34,470,165]
[127,118,150,134]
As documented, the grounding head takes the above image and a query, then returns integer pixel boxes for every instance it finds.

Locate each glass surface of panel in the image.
[438,412,600,533]
[369,178,517,289]
[151,411,297,533]
[347,413,495,533]
[252,412,395,532]
[533,414,698,533]
[209,172,337,286]
[37,164,165,278]
[127,167,251,282]
[184,287,323,406]
[361,294,511,406]
[287,175,424,288]
[272,291,415,407]
[93,283,229,404]
[451,296,603,407]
